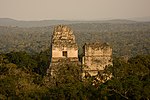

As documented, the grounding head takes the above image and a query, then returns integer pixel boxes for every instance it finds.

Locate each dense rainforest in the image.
[0,51,150,99]
[0,22,150,57]
[0,21,150,99]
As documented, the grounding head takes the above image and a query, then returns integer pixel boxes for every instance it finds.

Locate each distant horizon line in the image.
[0,16,150,22]
[0,17,132,21]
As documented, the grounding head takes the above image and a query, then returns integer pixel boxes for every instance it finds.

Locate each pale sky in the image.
[0,0,150,20]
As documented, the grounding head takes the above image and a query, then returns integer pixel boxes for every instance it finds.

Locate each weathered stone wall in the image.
[52,47,78,58]
[52,47,62,57]
[82,42,112,76]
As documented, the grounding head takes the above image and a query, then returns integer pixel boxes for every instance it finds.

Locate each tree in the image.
[44,58,85,99]
[103,55,150,99]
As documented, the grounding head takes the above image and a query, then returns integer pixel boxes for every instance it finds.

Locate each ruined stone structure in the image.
[48,25,78,75]
[82,42,112,77]
[48,25,112,78]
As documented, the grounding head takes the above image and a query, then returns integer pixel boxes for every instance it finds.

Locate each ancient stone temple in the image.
[48,25,78,75]
[82,42,112,77]
[47,25,113,80]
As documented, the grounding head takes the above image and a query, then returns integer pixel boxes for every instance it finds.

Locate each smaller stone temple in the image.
[48,25,78,75]
[82,42,112,77]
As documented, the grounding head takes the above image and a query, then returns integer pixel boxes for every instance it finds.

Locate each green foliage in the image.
[6,51,38,71]
[34,49,50,76]
[5,50,50,77]
[0,52,150,99]
[45,59,84,99]
[0,22,150,57]
[0,53,48,99]
[53,60,81,84]
[103,55,150,99]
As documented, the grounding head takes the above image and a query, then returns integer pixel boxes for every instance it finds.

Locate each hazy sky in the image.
[0,0,150,20]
